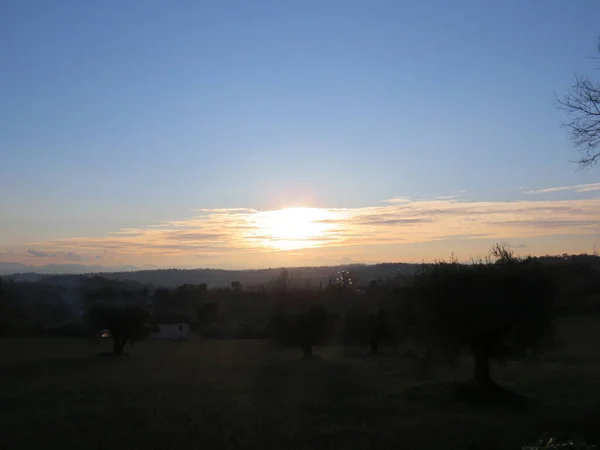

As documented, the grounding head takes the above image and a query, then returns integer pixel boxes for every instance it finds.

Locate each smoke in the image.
[62,287,85,319]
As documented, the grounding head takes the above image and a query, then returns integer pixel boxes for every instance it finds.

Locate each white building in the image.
[152,323,191,340]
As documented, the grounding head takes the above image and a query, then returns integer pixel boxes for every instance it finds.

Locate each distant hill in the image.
[0,262,140,277]
[95,263,421,288]
[2,254,599,289]
[1,263,421,288]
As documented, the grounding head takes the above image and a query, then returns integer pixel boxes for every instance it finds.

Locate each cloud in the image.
[380,197,412,204]
[432,233,493,241]
[26,249,90,261]
[355,215,434,226]
[167,232,226,241]
[489,219,598,230]
[436,195,466,200]
[526,183,600,194]
[64,252,89,262]
[28,249,56,257]
[24,191,600,263]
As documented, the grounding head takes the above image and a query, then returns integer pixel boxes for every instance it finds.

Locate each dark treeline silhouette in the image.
[1,263,420,287]
[1,248,600,373]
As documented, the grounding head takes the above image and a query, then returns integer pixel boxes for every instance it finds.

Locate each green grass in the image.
[1,317,600,450]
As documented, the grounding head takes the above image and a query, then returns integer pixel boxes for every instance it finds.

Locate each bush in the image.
[269,305,337,358]
[523,436,595,450]
[87,304,152,354]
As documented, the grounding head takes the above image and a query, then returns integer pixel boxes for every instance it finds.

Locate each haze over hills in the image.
[0,262,143,276]
[1,262,421,288]
[3,254,599,288]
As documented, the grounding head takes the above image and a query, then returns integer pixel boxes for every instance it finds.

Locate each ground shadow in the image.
[97,352,130,358]
[0,356,100,378]
[453,382,532,411]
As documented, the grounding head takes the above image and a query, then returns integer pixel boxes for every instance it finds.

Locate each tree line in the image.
[2,245,600,389]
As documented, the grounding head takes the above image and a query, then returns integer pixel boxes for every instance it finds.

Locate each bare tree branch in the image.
[558,39,600,169]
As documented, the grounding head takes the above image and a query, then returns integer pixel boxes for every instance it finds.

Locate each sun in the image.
[251,207,335,250]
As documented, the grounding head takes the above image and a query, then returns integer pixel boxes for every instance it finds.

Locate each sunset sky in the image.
[2,1,600,269]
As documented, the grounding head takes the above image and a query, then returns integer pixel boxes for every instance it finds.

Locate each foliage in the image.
[0,279,11,336]
[87,304,152,354]
[268,305,337,358]
[3,252,599,340]
[153,283,208,324]
[343,310,394,354]
[335,270,357,289]
[269,268,291,294]
[196,301,219,335]
[403,245,556,387]
[523,435,595,450]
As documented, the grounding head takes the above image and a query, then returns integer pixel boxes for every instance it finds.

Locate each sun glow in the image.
[251,207,336,250]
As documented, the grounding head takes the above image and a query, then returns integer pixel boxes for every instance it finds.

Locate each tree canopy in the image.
[403,249,556,388]
[269,305,337,359]
[88,305,152,354]
[343,310,395,355]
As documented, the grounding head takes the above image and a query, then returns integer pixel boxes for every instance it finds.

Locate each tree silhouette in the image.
[343,310,394,355]
[404,247,555,389]
[0,279,13,336]
[269,305,336,359]
[88,305,151,354]
[558,38,600,168]
[197,301,219,331]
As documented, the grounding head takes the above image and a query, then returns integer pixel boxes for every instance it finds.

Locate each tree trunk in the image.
[473,348,492,387]
[370,339,378,355]
[113,338,122,354]
[302,343,313,359]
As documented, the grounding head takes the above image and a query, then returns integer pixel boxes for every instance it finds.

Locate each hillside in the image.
[2,263,421,288]
[3,254,599,288]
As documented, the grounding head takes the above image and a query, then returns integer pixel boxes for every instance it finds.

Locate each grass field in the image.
[1,317,600,450]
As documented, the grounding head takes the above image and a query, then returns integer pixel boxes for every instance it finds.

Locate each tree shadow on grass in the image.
[342,346,397,359]
[452,382,532,412]
[403,381,532,413]
[97,352,130,358]
[0,356,105,378]
[234,355,383,449]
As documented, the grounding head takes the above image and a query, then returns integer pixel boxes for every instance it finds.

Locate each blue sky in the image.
[1,0,600,268]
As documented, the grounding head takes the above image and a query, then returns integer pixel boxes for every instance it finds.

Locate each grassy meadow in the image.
[1,316,600,450]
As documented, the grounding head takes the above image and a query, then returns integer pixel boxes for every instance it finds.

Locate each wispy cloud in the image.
[526,183,600,194]
[28,249,56,258]
[64,252,89,262]
[21,195,600,265]
[27,249,89,261]
[380,197,412,204]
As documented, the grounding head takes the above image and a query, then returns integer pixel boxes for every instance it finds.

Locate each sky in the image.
[1,0,600,269]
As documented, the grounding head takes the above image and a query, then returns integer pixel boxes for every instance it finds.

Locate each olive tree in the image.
[343,310,394,355]
[268,305,336,359]
[403,247,555,389]
[88,305,152,354]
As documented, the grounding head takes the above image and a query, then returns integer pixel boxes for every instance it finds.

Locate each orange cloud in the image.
[15,195,598,267]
